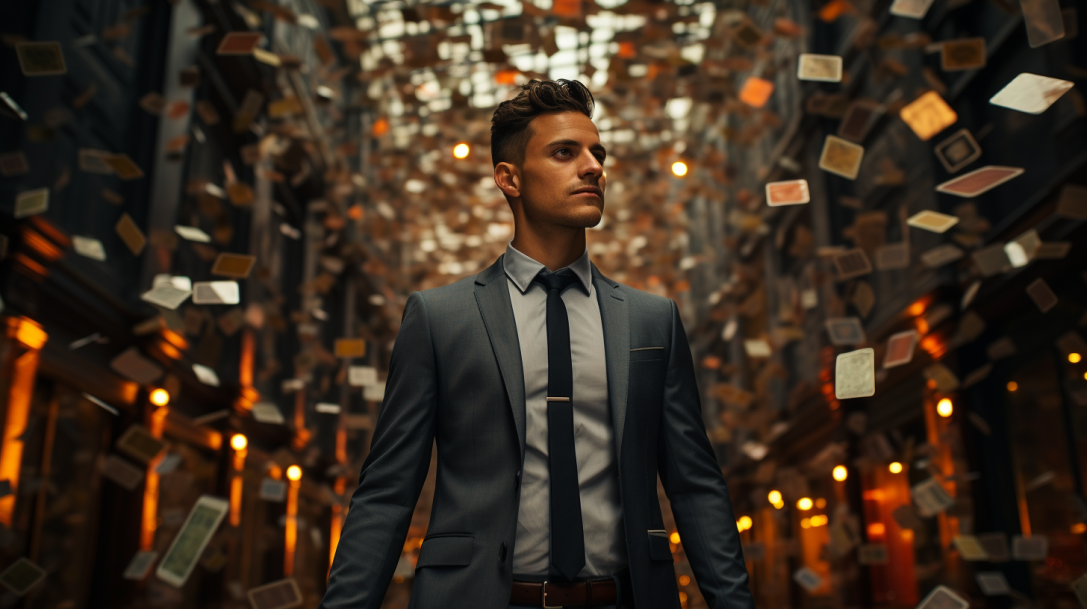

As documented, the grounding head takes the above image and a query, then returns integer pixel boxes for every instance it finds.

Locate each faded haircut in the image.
[490,79,595,168]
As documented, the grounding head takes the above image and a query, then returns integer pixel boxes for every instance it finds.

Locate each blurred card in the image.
[857,543,889,564]
[973,243,1012,276]
[900,91,957,141]
[852,281,875,318]
[111,347,164,384]
[890,0,936,18]
[744,339,772,358]
[978,532,1010,561]
[141,283,191,310]
[102,454,144,490]
[953,535,989,560]
[988,337,1017,360]
[917,585,968,609]
[216,32,264,55]
[14,188,49,218]
[936,166,1023,197]
[364,382,386,402]
[1035,241,1071,259]
[976,572,1009,596]
[797,54,843,82]
[962,280,982,309]
[78,149,114,174]
[196,100,220,125]
[765,179,810,206]
[155,452,182,474]
[193,281,240,305]
[155,496,229,587]
[1026,278,1058,313]
[117,424,165,464]
[990,73,1073,114]
[1073,573,1087,608]
[924,362,960,393]
[211,253,255,278]
[731,20,764,49]
[0,92,28,121]
[907,210,959,233]
[123,551,158,581]
[1021,0,1065,47]
[252,402,285,425]
[836,348,875,399]
[0,151,28,176]
[876,242,910,270]
[826,317,866,346]
[72,235,106,261]
[838,99,879,142]
[193,363,220,386]
[793,567,824,592]
[884,330,918,368]
[819,135,865,179]
[940,38,986,71]
[174,225,211,242]
[334,338,366,358]
[833,248,872,279]
[259,478,288,502]
[138,92,166,115]
[348,366,378,387]
[16,41,66,76]
[1012,535,1048,560]
[116,213,147,256]
[0,558,46,596]
[248,578,303,609]
[316,402,341,414]
[934,129,981,173]
[912,478,955,516]
[105,154,144,180]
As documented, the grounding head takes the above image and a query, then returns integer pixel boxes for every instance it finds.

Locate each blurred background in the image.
[0,0,1085,607]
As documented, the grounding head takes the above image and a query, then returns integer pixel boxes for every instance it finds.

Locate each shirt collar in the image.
[503,241,593,295]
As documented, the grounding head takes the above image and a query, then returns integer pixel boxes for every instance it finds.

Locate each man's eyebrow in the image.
[545,139,608,155]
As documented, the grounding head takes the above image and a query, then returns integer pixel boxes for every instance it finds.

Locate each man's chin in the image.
[565,201,604,227]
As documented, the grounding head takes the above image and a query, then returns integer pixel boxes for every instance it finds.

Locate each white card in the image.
[836,348,875,399]
[989,73,1074,114]
[140,283,192,310]
[252,402,285,425]
[72,235,107,261]
[192,281,240,305]
[174,225,211,242]
[348,366,378,387]
[192,363,220,387]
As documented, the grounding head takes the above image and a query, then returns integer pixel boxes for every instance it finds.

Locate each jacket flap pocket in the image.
[417,535,474,568]
[630,347,665,363]
[648,532,672,561]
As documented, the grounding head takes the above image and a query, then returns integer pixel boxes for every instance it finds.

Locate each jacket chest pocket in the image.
[416,534,474,568]
[629,348,666,402]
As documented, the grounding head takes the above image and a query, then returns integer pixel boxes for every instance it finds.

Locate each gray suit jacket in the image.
[320,255,754,609]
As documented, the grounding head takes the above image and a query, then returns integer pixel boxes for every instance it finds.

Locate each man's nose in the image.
[579,150,603,178]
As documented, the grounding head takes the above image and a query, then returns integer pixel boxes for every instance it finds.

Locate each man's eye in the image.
[555,148,572,157]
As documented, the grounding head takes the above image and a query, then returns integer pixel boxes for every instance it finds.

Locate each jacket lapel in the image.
[474,255,528,462]
[592,264,630,458]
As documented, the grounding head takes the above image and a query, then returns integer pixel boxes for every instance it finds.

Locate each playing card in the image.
[907,210,959,233]
[0,151,29,176]
[836,348,875,399]
[857,543,889,564]
[1005,229,1041,267]
[940,38,986,71]
[1021,0,1065,47]
[1012,535,1048,560]
[348,366,378,387]
[936,165,1024,197]
[117,424,165,465]
[105,154,144,180]
[0,558,46,596]
[1026,277,1058,313]
[972,243,1012,276]
[1072,573,1087,608]
[316,402,341,414]
[364,382,386,402]
[962,280,982,309]
[978,532,1010,561]
[16,41,66,76]
[818,135,865,180]
[211,253,256,278]
[989,73,1074,114]
[900,91,957,141]
[792,567,824,592]
[102,454,145,490]
[837,99,879,142]
[248,578,303,609]
[0,92,28,121]
[923,362,960,392]
[78,148,114,174]
[883,330,918,368]
[111,347,164,384]
[875,242,910,270]
[739,77,774,108]
[233,89,265,132]
[252,402,286,425]
[72,235,106,261]
[852,281,875,318]
[953,535,989,560]
[797,54,843,82]
[196,100,220,125]
[744,339,772,358]
[916,585,969,609]
[933,129,982,173]
[174,225,211,242]
[216,31,264,55]
[765,179,810,206]
[731,20,764,48]
[826,317,866,346]
[123,551,158,581]
[14,188,49,218]
[192,281,240,305]
[334,338,366,358]
[890,0,936,18]
[138,92,166,116]
[1034,242,1071,259]
[193,363,220,386]
[833,248,872,279]
[912,478,955,516]
[259,478,288,502]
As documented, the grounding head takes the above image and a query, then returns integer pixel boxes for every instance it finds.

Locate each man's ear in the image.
[494,162,521,199]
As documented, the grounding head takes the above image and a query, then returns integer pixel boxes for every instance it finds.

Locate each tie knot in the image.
[533,269,580,293]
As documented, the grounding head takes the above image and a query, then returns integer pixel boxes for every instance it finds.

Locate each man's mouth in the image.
[571,186,603,198]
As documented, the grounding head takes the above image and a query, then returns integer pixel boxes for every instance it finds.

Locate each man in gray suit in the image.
[321,79,753,609]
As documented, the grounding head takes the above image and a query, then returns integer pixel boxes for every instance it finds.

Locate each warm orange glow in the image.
[678,592,688,603]
[679,575,691,586]
[868,522,886,537]
[285,475,300,576]
[161,329,188,351]
[240,328,255,389]
[1070,353,1082,363]
[739,76,775,108]
[453,143,470,159]
[670,531,681,544]
[797,497,814,510]
[231,434,248,451]
[816,498,827,509]
[671,161,689,177]
[899,91,958,141]
[833,465,848,481]
[1007,381,1018,392]
[810,514,828,527]
[494,70,519,85]
[908,301,926,316]
[230,475,244,527]
[149,388,170,407]
[13,317,47,350]
[937,398,953,418]
[0,318,47,525]
[920,335,943,358]
[768,490,783,505]
[801,518,811,529]
[889,461,904,474]
[863,489,884,501]
[287,465,303,481]
[1072,523,1086,534]
[371,118,389,136]
[738,515,753,531]
[141,405,169,550]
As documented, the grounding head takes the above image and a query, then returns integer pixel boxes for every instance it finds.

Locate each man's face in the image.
[509,111,606,228]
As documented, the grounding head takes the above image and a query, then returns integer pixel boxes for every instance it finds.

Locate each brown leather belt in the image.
[510,574,627,607]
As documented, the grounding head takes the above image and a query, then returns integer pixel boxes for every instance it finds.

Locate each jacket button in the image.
[499,542,508,561]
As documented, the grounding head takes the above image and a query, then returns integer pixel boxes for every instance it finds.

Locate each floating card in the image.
[973,243,1012,276]
[1073,573,1087,608]
[739,77,774,108]
[953,535,989,560]
[912,477,955,516]
[793,566,824,592]
[890,0,937,18]
[923,362,960,392]
[1056,184,1087,219]
[192,281,240,305]
[334,338,366,358]
[252,402,285,425]
[940,38,986,71]
[105,154,144,180]
[1012,535,1048,560]
[117,424,165,464]
[819,135,865,180]
[259,478,288,502]
[102,454,144,490]
[14,188,49,218]
[988,337,1017,360]
[1005,229,1041,267]
[123,551,158,580]
[833,248,872,280]
[211,253,256,278]
[975,572,1009,596]
[836,348,875,399]
[978,532,1009,561]
[1021,0,1065,48]
[921,244,964,268]
[155,452,182,474]
[348,366,378,387]
[16,41,66,76]
[933,129,982,173]
[110,347,164,384]
[857,543,889,564]
[0,92,28,121]
[216,32,264,55]
[193,363,220,386]
[140,283,192,310]
[1026,278,1058,313]
[174,225,211,242]
[917,585,969,609]
[883,330,918,368]
[797,54,843,82]
[731,20,765,49]
[900,91,957,141]
[936,166,1024,197]
[989,73,1074,114]
[0,558,46,596]
[852,281,875,318]
[363,382,386,402]
[744,339,772,358]
[838,99,880,142]
[315,402,341,414]
[907,210,959,233]
[826,317,866,346]
[156,496,229,587]
[78,149,114,174]
[1034,242,1070,259]
[248,578,303,609]
[0,151,28,176]
[765,180,810,206]
[875,242,910,270]
[115,213,147,256]
[72,235,106,261]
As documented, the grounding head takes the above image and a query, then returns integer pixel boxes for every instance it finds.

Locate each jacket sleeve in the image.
[657,299,755,609]
[320,291,439,609]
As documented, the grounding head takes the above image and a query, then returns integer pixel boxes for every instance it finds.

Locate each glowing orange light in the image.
[738,516,753,531]
[679,592,688,603]
[371,118,389,136]
[908,301,926,316]
[797,497,814,510]
[868,522,885,537]
[768,490,782,505]
[1007,381,1018,392]
[833,465,848,481]
[669,531,681,544]
[0,317,47,526]
[801,518,811,529]
[347,204,364,220]
[287,465,302,481]
[453,143,470,159]
[149,388,170,407]
[1070,353,1082,363]
[1072,523,1087,534]
[816,498,827,509]
[679,575,691,586]
[494,70,519,85]
[231,434,248,451]
[900,91,958,141]
[889,461,904,474]
[617,41,636,58]
[739,76,775,108]
[937,398,953,418]
[671,161,689,177]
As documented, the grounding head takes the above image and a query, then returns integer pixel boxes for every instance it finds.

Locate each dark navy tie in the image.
[532,268,585,581]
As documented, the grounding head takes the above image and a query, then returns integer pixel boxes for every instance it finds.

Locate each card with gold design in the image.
[900,91,957,141]
[818,135,864,179]
[890,0,936,18]
[105,154,144,180]
[16,41,66,76]
[906,210,959,233]
[211,253,255,278]
[940,38,986,71]
[797,54,843,82]
[935,165,1023,197]
[933,128,981,173]
[14,188,49,219]
[115,213,147,255]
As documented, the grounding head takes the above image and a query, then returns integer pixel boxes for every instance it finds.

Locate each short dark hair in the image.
[490,79,595,168]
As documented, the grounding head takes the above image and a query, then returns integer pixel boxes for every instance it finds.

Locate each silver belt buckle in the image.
[542,581,562,609]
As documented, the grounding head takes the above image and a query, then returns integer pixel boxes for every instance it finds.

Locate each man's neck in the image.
[510,227,587,272]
